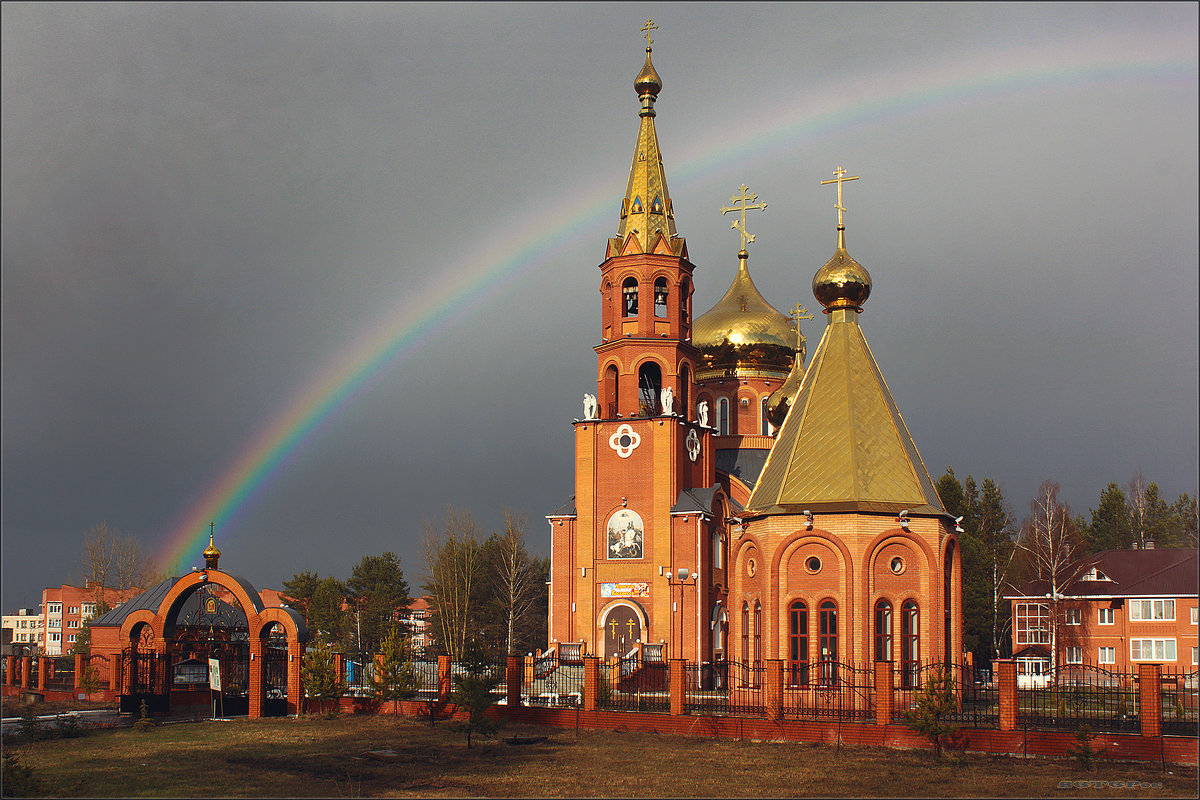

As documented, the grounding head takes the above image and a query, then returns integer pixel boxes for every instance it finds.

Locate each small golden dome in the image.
[812,229,871,311]
[634,47,662,99]
[766,355,804,429]
[694,253,795,377]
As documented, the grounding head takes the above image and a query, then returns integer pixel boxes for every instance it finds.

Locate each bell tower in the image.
[548,24,720,663]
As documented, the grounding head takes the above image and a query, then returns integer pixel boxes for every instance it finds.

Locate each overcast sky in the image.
[3,3,1196,612]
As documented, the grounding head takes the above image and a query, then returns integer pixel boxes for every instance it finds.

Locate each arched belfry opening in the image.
[638,361,662,416]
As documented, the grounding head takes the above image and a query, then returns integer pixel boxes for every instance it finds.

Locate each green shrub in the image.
[902,667,958,760]
[2,751,40,797]
[133,700,155,733]
[1067,723,1104,771]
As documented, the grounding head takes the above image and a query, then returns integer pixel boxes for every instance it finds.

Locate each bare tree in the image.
[491,511,542,656]
[82,523,117,603]
[1127,471,1148,548]
[81,523,157,605]
[422,507,486,659]
[1014,480,1088,676]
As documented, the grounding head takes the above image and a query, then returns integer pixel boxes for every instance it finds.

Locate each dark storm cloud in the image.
[3,3,1196,610]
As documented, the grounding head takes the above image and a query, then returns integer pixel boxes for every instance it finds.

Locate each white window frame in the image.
[1191,606,1198,625]
[1193,646,1198,666]
[1064,646,1083,665]
[1098,646,1116,665]
[1130,638,1177,661]
[67,619,79,628]
[68,606,79,615]
[1098,607,1115,625]
[1064,608,1082,625]
[47,603,61,614]
[1015,603,1050,645]
[1129,599,1175,621]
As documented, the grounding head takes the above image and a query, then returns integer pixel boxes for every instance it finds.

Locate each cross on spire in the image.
[641,19,658,46]
[721,184,767,253]
[819,165,860,229]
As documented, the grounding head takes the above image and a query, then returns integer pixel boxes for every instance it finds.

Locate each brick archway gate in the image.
[92,566,307,718]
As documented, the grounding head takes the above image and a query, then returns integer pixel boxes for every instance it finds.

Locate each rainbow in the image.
[156,44,1195,572]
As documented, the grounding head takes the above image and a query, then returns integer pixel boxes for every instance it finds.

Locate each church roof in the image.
[693,253,796,376]
[608,45,685,259]
[745,307,945,517]
[715,448,770,488]
[547,496,577,518]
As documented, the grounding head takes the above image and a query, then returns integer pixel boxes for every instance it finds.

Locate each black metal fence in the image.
[527,651,585,707]
[683,661,766,716]
[86,654,111,690]
[1017,663,1139,734]
[600,655,669,712]
[1161,668,1199,737]
[896,662,999,728]
[44,655,75,691]
[782,661,874,721]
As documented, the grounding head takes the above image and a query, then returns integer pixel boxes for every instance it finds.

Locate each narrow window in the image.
[604,365,619,419]
[622,277,638,317]
[653,278,668,318]
[874,600,893,662]
[638,362,662,417]
[753,601,762,667]
[901,600,919,689]
[788,601,809,686]
[741,602,750,665]
[818,600,838,686]
[761,398,771,435]
[718,397,729,435]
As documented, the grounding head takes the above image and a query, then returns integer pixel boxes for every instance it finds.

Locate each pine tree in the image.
[450,639,501,748]
[301,642,346,716]
[372,627,419,714]
[902,666,959,759]
[1084,483,1131,552]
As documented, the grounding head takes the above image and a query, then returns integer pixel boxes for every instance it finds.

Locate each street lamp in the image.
[664,568,697,660]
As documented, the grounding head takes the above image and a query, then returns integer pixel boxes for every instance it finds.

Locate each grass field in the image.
[2,712,1197,798]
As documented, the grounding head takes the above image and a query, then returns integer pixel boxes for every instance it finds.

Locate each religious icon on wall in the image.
[607,509,644,559]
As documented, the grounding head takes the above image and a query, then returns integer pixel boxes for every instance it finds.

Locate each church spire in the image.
[610,21,684,259]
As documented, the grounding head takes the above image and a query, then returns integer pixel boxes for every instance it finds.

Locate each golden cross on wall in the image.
[819,165,860,228]
[721,184,767,252]
[641,19,658,46]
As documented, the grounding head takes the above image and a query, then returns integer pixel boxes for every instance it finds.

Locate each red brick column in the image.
[506,655,523,708]
[669,659,685,716]
[765,659,784,721]
[583,656,599,711]
[248,640,264,718]
[37,657,50,690]
[287,641,304,715]
[74,653,84,694]
[524,655,535,687]
[333,653,344,689]
[437,655,452,703]
[1139,663,1161,738]
[4,655,13,686]
[109,654,121,696]
[997,659,1017,731]
[20,656,31,689]
[874,661,894,726]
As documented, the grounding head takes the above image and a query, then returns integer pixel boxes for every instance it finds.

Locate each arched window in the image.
[717,397,730,435]
[788,600,809,686]
[819,600,838,686]
[761,397,771,435]
[638,361,662,417]
[712,531,722,569]
[874,600,893,662]
[753,601,762,667]
[679,365,691,419]
[680,278,690,329]
[622,277,638,317]
[944,541,955,666]
[604,365,619,419]
[902,600,919,688]
[741,602,750,667]
[653,277,668,318]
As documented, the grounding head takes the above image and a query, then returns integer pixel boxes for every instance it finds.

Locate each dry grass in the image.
[4,713,1196,798]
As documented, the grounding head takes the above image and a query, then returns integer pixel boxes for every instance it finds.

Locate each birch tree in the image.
[422,508,486,659]
[491,512,543,656]
[1014,480,1087,676]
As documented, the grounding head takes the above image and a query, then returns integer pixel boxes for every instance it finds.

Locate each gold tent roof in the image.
[745,307,946,517]
[693,252,795,376]
[608,46,685,258]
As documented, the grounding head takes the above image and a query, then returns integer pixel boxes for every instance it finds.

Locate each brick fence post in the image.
[37,656,50,691]
[997,659,1017,731]
[874,661,894,726]
[437,655,452,703]
[287,640,304,716]
[109,653,121,697]
[765,659,784,721]
[670,659,685,716]
[5,655,14,686]
[248,640,264,718]
[506,655,523,708]
[583,656,599,711]
[20,656,31,689]
[74,652,84,695]
[1139,663,1161,738]
[333,653,344,691]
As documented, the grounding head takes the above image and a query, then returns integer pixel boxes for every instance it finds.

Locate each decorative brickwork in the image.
[1139,663,1161,738]
[997,659,1017,731]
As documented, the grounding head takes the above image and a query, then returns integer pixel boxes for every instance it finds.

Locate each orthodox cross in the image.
[721,184,767,252]
[792,304,814,359]
[641,19,658,46]
[209,521,215,538]
[819,165,860,228]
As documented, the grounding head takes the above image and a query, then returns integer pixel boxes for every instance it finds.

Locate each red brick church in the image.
[546,32,962,676]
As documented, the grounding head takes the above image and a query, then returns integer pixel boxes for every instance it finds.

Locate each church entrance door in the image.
[603,606,641,659]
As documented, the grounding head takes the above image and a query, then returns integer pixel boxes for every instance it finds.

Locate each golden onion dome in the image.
[813,228,871,311]
[693,252,795,377]
[203,530,221,569]
[634,47,662,99]
[766,349,804,429]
